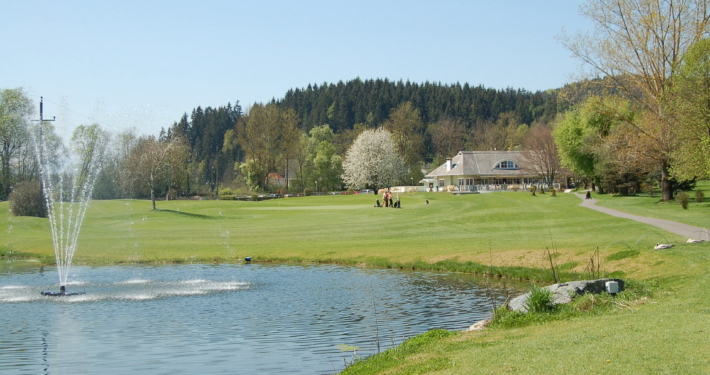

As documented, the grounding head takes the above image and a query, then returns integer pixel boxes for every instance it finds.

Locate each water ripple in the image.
[0,263,520,375]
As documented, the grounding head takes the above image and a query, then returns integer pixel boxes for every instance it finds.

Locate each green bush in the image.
[9,181,47,218]
[304,188,312,196]
[220,188,234,196]
[347,187,355,194]
[524,284,556,313]
[250,193,258,201]
[695,189,704,203]
[676,191,690,209]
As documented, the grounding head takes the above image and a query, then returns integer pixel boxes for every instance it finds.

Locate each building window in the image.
[439,179,445,187]
[465,178,474,185]
[458,178,464,185]
[494,160,519,170]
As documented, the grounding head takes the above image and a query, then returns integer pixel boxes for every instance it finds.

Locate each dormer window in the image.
[494,160,519,170]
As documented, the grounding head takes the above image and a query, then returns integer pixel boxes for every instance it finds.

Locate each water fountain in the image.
[29,98,108,296]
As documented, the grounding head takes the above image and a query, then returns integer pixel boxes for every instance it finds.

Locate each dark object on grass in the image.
[585,191,592,199]
[425,200,429,205]
[245,257,252,263]
[375,199,381,207]
[41,285,85,296]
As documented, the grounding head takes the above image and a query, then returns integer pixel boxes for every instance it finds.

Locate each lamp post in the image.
[315,181,318,195]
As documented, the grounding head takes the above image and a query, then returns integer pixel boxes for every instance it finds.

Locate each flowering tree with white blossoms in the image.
[341,128,406,193]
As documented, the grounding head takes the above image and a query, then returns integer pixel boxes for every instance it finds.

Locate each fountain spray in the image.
[30,97,108,296]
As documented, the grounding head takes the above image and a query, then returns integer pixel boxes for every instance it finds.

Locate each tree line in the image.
[3,0,710,209]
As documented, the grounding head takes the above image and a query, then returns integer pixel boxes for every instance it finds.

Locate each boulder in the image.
[466,319,490,331]
[509,278,625,313]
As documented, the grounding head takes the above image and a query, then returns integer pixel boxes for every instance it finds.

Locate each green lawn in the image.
[0,192,690,279]
[2,188,709,374]
[592,180,710,231]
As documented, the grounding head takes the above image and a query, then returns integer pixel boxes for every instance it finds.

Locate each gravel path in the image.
[574,192,708,240]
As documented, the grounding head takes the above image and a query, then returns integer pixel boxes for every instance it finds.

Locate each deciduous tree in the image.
[0,88,33,199]
[553,96,636,191]
[521,123,561,187]
[428,117,467,163]
[383,102,425,180]
[559,0,710,200]
[233,104,299,191]
[125,135,189,209]
[668,37,710,179]
[341,128,406,192]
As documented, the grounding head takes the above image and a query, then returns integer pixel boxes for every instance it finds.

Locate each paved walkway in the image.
[574,192,708,240]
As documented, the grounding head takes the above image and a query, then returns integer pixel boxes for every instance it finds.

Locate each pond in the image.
[0,262,516,374]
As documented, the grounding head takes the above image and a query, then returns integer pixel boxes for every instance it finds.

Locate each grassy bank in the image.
[340,185,710,375]
[2,188,709,374]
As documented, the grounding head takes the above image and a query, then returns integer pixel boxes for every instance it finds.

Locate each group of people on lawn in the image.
[376,189,400,208]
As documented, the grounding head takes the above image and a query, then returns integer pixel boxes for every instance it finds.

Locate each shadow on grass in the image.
[157,209,216,220]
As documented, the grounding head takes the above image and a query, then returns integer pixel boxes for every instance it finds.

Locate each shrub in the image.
[529,185,536,196]
[250,193,258,201]
[550,188,556,197]
[643,183,655,198]
[220,188,234,196]
[676,191,690,209]
[304,188,312,196]
[9,181,47,218]
[695,189,704,203]
[346,187,354,194]
[524,284,556,313]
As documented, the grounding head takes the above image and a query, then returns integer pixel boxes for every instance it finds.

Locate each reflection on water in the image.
[0,263,519,375]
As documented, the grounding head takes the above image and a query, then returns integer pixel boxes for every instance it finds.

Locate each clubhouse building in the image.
[423,150,566,192]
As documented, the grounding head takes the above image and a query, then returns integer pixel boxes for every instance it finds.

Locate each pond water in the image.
[0,262,516,374]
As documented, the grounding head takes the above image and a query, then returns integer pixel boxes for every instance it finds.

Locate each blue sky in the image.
[3,0,591,138]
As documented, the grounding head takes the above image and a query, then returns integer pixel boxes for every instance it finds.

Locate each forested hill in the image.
[161,78,568,195]
[277,78,564,133]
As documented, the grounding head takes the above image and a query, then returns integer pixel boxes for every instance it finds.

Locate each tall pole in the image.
[36,97,56,180]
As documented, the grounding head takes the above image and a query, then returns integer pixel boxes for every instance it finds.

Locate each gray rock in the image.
[508,278,624,313]
[466,319,490,331]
